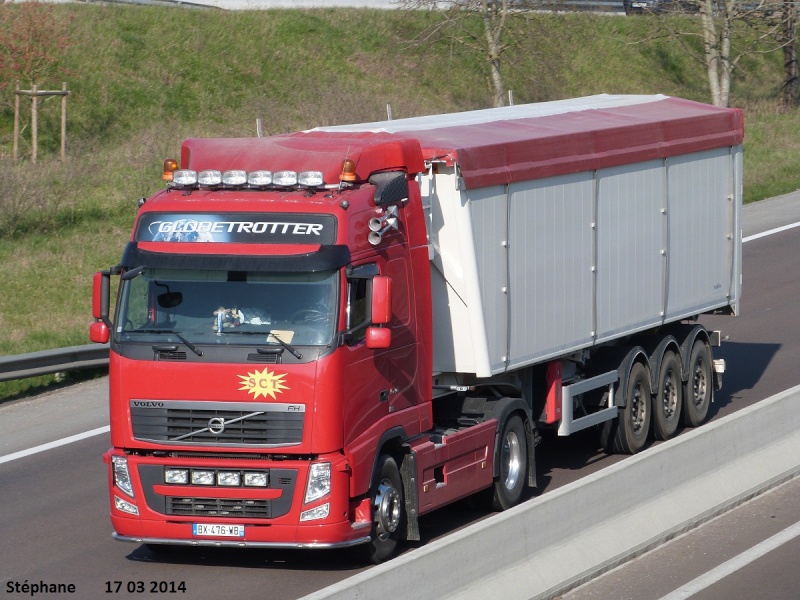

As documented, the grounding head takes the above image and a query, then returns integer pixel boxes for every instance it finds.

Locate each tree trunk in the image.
[483,0,508,107]
[782,0,798,107]
[699,0,734,107]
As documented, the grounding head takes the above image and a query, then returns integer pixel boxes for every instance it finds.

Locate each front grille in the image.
[167,497,271,518]
[131,400,305,448]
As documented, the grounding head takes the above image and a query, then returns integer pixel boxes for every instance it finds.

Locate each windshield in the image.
[116,268,338,347]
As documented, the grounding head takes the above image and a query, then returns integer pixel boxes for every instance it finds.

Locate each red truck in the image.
[91,94,743,562]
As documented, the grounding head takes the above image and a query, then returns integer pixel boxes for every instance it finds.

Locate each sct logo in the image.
[131,401,165,408]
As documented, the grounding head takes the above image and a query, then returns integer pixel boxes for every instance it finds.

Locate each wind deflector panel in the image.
[120,243,351,273]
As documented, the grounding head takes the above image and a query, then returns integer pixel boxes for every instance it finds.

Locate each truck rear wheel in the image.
[653,350,683,440]
[491,414,528,511]
[602,361,652,454]
[362,454,405,564]
[683,340,713,427]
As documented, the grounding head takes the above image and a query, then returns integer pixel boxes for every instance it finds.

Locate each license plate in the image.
[192,523,245,537]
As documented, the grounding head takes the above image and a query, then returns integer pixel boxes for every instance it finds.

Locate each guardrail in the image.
[304,385,800,600]
[0,344,110,383]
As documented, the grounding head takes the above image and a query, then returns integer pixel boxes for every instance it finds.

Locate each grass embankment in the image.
[0,4,798,399]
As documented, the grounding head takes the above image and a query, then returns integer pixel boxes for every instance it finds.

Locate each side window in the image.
[346,278,369,343]
[346,263,379,344]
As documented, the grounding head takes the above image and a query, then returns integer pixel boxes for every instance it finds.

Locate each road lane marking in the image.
[0,425,110,465]
[659,519,800,600]
[744,221,800,243]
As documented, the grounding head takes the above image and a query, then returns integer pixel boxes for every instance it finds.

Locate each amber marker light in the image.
[163,158,179,182]
[339,158,357,183]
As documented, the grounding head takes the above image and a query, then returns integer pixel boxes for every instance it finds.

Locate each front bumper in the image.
[105,449,370,549]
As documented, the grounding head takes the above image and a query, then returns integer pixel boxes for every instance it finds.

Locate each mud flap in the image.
[400,452,420,541]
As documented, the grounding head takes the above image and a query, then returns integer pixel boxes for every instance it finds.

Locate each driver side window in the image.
[346,263,378,344]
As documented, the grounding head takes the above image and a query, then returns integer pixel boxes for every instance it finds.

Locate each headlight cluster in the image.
[164,468,269,488]
[112,455,135,498]
[304,462,331,504]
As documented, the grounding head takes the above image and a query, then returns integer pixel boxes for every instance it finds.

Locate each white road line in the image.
[0,425,110,465]
[744,221,800,243]
[659,519,800,600]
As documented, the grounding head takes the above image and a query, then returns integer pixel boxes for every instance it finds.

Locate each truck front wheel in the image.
[363,454,405,564]
[492,414,528,511]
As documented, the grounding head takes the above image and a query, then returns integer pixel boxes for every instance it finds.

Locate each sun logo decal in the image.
[238,368,289,400]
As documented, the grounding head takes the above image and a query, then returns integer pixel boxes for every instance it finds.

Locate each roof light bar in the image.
[166,168,329,190]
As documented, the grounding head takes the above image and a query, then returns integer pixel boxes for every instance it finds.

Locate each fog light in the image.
[300,503,330,522]
[165,468,189,485]
[191,470,215,485]
[217,471,241,487]
[244,472,268,487]
[114,495,139,515]
[112,455,135,498]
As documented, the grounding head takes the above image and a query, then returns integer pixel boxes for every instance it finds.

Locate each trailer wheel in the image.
[491,414,528,511]
[653,350,683,440]
[683,340,713,427]
[602,361,652,454]
[362,454,404,564]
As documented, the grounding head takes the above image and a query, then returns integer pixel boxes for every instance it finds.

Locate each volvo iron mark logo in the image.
[207,417,226,435]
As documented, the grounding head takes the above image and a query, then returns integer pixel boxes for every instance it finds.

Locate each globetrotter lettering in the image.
[150,220,324,236]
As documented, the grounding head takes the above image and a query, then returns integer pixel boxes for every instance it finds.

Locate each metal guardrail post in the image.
[0,344,110,383]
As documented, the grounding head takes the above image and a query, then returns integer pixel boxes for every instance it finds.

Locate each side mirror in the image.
[92,271,110,320]
[371,275,392,325]
[89,321,110,344]
[365,326,391,349]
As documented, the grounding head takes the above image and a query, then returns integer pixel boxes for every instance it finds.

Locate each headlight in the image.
[300,503,330,522]
[217,471,241,487]
[244,472,268,487]
[112,455,135,498]
[165,468,189,485]
[304,462,331,504]
[191,470,215,486]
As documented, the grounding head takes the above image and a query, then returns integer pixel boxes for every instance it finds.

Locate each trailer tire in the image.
[491,414,528,511]
[683,340,713,427]
[653,350,683,440]
[362,454,405,564]
[602,361,652,454]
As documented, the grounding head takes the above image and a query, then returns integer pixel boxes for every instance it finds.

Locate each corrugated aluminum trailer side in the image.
[426,143,742,377]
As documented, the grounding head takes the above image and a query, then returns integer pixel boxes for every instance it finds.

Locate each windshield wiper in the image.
[131,328,203,357]
[221,329,303,359]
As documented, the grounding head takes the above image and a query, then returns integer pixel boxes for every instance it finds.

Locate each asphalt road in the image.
[1,192,799,599]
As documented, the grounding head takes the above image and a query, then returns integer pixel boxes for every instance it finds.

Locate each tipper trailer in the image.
[91,94,743,562]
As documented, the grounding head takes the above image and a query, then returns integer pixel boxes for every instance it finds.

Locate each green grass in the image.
[0,4,798,399]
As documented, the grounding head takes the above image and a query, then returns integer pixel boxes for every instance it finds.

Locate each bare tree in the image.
[400,0,515,107]
[647,0,797,108]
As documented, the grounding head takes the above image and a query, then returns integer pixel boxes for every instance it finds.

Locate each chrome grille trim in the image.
[130,400,305,448]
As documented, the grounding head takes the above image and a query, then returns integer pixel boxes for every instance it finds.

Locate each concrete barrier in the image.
[303,385,800,600]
